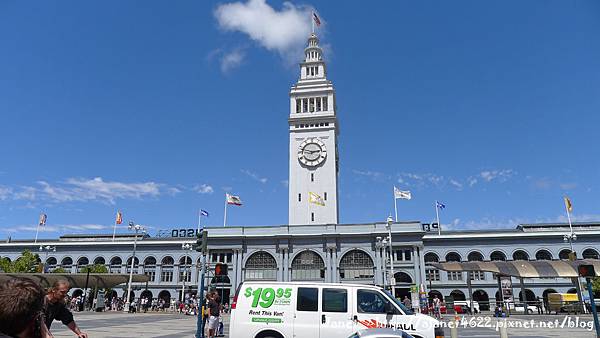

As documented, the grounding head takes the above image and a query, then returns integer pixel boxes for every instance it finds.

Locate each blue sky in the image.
[1,0,599,239]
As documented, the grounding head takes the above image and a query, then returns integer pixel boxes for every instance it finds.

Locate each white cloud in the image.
[221,49,246,73]
[241,169,268,183]
[479,169,515,183]
[0,186,12,200]
[353,169,390,182]
[194,184,214,194]
[449,179,463,190]
[214,0,313,63]
[280,180,289,188]
[4,223,113,233]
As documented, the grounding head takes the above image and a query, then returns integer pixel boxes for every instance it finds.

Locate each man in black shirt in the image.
[44,280,88,338]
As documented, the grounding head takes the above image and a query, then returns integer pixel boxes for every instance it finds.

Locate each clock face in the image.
[298,138,327,167]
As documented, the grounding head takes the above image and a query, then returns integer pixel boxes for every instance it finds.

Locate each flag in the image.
[38,213,47,226]
[436,201,445,210]
[309,192,325,206]
[394,187,412,200]
[313,12,321,26]
[200,209,209,217]
[115,211,123,225]
[564,196,573,213]
[226,193,243,206]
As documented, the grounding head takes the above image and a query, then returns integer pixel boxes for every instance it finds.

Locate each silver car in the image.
[348,328,416,338]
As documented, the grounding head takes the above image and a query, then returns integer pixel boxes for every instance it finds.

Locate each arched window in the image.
[61,257,73,270]
[126,257,140,274]
[582,249,600,259]
[424,253,439,263]
[424,253,440,282]
[76,257,89,272]
[559,249,572,260]
[445,252,462,281]
[393,272,412,284]
[512,250,529,261]
[291,251,325,281]
[467,252,485,280]
[109,257,122,273]
[490,251,507,261]
[339,250,374,280]
[46,257,57,271]
[445,252,462,262]
[179,256,192,282]
[245,251,277,280]
[161,256,174,282]
[535,250,553,261]
[93,257,105,266]
[144,257,157,282]
[467,252,484,262]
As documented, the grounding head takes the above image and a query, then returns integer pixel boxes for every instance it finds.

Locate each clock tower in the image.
[288,33,339,225]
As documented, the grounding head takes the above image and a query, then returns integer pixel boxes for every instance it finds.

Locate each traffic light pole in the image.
[586,278,600,338]
[196,254,206,338]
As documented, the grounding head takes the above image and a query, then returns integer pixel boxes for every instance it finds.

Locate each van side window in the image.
[357,289,394,314]
[322,288,347,312]
[297,287,318,311]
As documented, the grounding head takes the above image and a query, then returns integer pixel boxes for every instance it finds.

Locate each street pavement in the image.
[49,311,598,337]
[50,311,230,338]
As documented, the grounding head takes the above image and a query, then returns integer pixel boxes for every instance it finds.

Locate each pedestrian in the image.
[206,292,221,338]
[43,280,88,338]
[0,278,51,338]
[432,295,442,320]
[536,296,542,315]
[402,296,412,310]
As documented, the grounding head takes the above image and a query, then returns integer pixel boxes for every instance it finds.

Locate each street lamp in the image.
[181,243,194,303]
[124,221,145,313]
[386,215,395,293]
[39,245,56,274]
[375,237,388,289]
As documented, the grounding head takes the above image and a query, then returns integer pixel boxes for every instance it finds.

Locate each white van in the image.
[229,282,443,338]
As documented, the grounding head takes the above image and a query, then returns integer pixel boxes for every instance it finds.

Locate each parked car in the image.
[509,303,538,314]
[348,328,416,338]
[453,301,480,314]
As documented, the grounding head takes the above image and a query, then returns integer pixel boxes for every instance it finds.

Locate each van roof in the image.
[238,281,383,289]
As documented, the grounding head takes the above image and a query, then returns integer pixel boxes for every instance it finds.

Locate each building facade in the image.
[0,222,598,309]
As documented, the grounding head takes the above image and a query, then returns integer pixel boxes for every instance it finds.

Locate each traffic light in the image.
[578,264,596,278]
[215,263,228,276]
[196,230,208,254]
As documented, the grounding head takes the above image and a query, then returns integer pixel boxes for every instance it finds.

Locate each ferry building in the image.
[1,34,598,310]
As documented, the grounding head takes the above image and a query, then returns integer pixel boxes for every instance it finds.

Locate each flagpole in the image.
[393,188,398,222]
[435,201,441,236]
[34,223,40,244]
[565,199,574,251]
[311,12,315,33]
[198,209,202,234]
[112,218,117,242]
[223,195,228,227]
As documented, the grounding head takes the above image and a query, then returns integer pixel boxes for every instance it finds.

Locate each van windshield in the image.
[383,290,414,315]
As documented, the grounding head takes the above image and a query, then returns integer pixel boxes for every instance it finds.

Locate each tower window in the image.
[296,99,301,114]
[310,67,314,76]
[311,173,314,182]
[315,66,319,75]
[303,99,308,112]
[311,213,315,222]
[316,98,321,111]
[323,97,328,111]
[298,193,302,202]
[309,98,315,112]
[324,192,327,200]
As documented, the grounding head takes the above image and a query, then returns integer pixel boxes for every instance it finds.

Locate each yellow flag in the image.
[564,196,573,213]
[309,192,325,206]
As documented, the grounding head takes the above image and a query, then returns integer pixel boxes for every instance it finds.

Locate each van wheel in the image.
[255,330,284,338]
[527,309,533,314]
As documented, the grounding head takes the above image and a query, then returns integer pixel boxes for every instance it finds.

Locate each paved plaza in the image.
[50,311,230,338]
[47,311,599,337]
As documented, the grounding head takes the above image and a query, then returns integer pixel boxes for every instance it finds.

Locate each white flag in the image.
[309,192,325,206]
[226,193,243,206]
[394,187,411,200]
